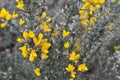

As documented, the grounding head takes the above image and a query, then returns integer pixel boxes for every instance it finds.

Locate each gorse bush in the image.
[0,0,120,80]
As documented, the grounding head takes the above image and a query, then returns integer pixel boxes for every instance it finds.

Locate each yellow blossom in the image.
[17,1,24,9]
[40,39,51,54]
[41,53,49,60]
[63,29,70,38]
[64,41,70,48]
[66,64,75,72]
[71,71,76,78]
[99,0,105,4]
[41,22,52,32]
[78,63,88,72]
[29,54,35,62]
[12,12,18,18]
[41,11,47,19]
[34,68,41,76]
[46,18,52,22]
[69,51,80,63]
[5,13,11,21]
[0,22,6,28]
[19,45,28,58]
[19,18,25,26]
[17,37,24,43]
[23,31,29,39]
[33,33,43,46]
[31,50,37,58]
[0,8,9,18]
[29,50,37,62]
[29,30,35,38]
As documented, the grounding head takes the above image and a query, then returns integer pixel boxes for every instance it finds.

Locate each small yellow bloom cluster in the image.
[19,18,25,26]
[66,63,88,80]
[0,8,11,28]
[79,0,105,28]
[17,30,34,43]
[0,7,19,28]
[64,41,70,48]
[34,68,41,76]
[66,49,88,80]
[12,11,18,19]
[66,64,76,80]
[19,45,38,62]
[20,45,29,57]
[16,0,25,10]
[63,29,70,38]
[39,11,52,32]
[40,39,51,59]
[114,45,120,51]
[69,51,80,63]
[41,21,52,32]
[63,29,70,49]
[29,49,37,62]
[18,30,51,60]
[78,63,88,72]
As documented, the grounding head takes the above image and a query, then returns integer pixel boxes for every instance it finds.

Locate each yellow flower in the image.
[19,18,25,25]
[40,39,51,54]
[17,37,24,43]
[66,64,75,72]
[29,54,35,62]
[22,51,28,58]
[0,8,9,18]
[29,50,37,62]
[78,63,88,72]
[33,33,43,46]
[41,11,47,19]
[46,18,52,22]
[19,45,28,58]
[12,12,18,18]
[34,68,41,76]
[29,30,35,38]
[31,50,37,57]
[63,29,70,38]
[99,0,105,4]
[41,53,49,60]
[79,10,88,19]
[71,71,76,78]
[69,51,80,63]
[38,33,43,41]
[64,41,70,48]
[5,13,11,21]
[0,22,6,28]
[17,1,24,9]
[41,22,52,32]
[33,37,39,46]
[23,31,29,39]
